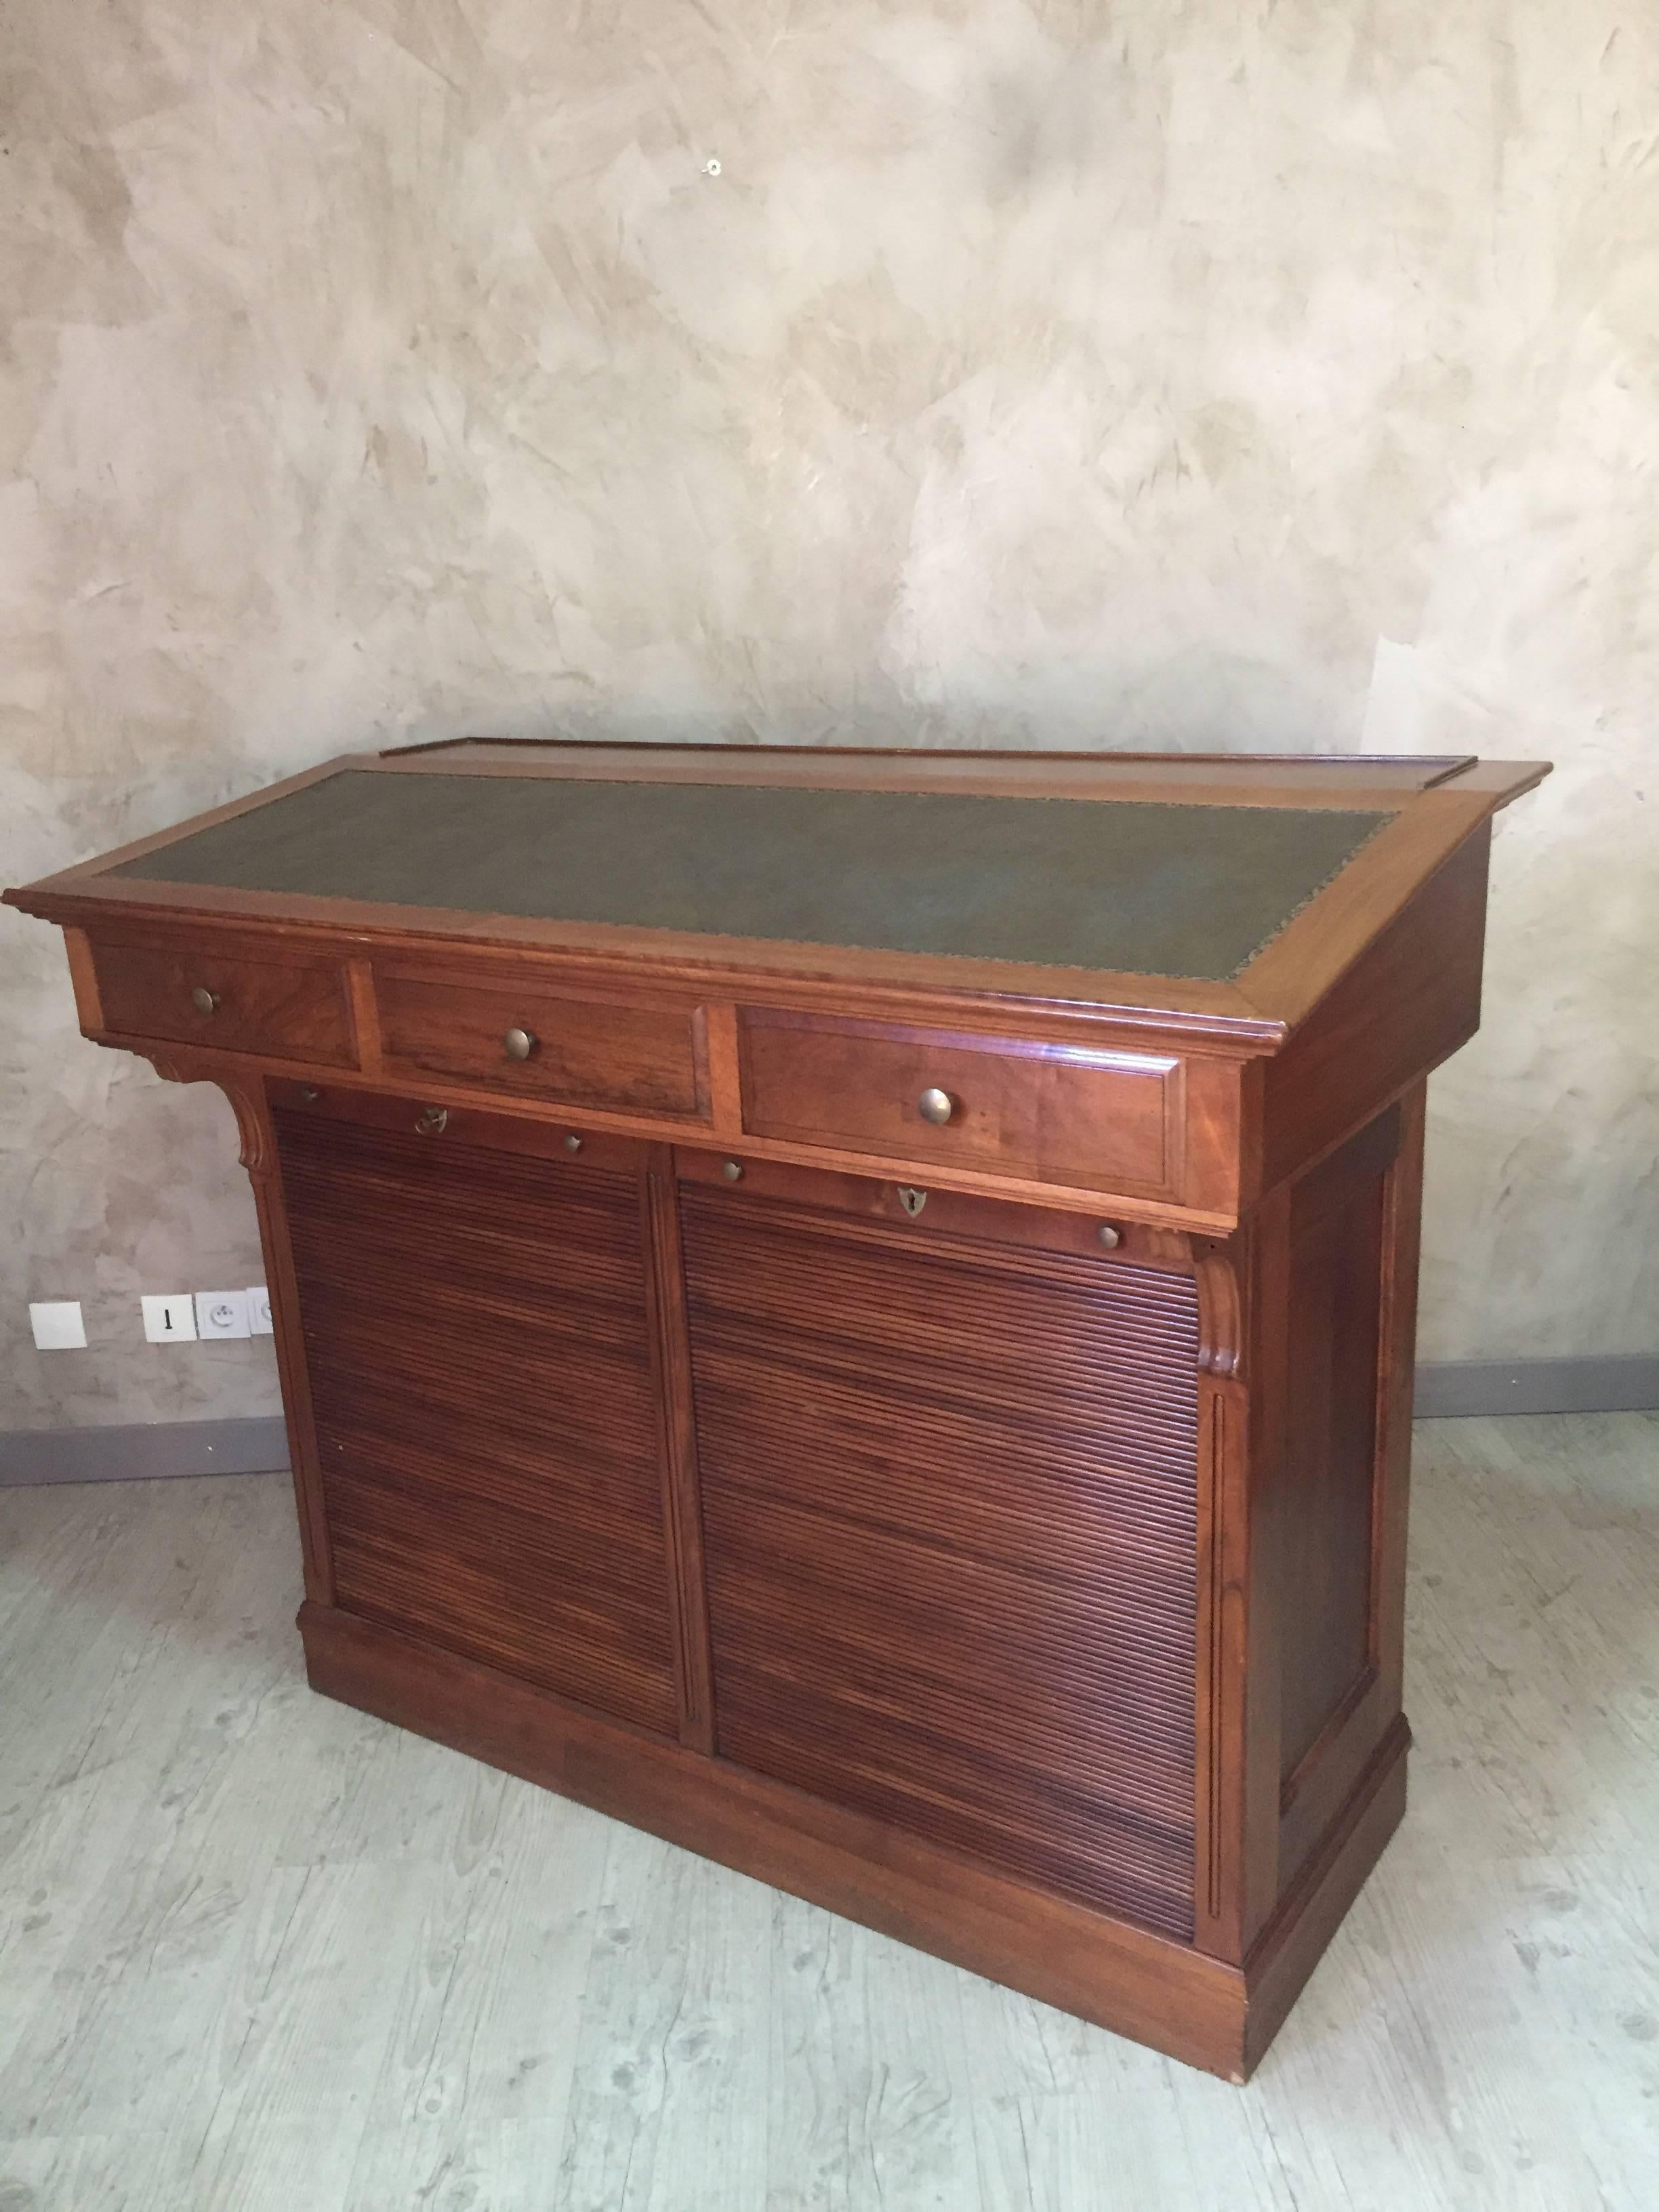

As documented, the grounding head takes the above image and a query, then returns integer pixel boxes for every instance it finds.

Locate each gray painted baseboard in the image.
[0,1416,290,1487]
[2,1361,1655,1486]
[1412,1356,1659,1419]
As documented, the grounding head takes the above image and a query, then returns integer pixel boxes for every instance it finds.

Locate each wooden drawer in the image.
[375,968,707,1119]
[739,1008,1182,1197]
[91,939,355,1065]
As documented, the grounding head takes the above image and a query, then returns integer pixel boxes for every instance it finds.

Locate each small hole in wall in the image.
[704,158,722,177]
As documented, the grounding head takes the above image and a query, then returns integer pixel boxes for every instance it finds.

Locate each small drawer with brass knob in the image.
[373,964,708,1119]
[739,1006,1181,1200]
[85,939,356,1066]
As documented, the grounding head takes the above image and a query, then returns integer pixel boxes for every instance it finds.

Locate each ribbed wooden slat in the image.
[276,1110,678,1736]
[683,1254,1200,1465]
[682,1189,1200,1942]
[697,1370,1201,1495]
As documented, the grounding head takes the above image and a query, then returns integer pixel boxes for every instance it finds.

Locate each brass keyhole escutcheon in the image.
[896,1185,928,1218]
[415,1105,449,1136]
[190,986,220,1017]
[504,1027,537,1062]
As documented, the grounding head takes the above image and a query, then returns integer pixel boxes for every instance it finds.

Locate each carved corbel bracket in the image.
[1192,1240,1246,1381]
[139,1048,273,1183]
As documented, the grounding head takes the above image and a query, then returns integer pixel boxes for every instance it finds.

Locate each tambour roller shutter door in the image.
[275,1107,678,1736]
[681,1185,1200,1942]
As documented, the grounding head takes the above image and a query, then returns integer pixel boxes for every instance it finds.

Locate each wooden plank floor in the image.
[1,1414,1655,2211]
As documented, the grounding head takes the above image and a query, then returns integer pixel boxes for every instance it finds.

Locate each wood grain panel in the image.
[681,1182,1200,1940]
[274,1106,678,1735]
[1275,1109,1399,1788]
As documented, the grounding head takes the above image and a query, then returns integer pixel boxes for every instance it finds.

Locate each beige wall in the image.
[3,0,1656,1430]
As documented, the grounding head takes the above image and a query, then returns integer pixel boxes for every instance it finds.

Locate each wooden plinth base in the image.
[298,1601,1408,2082]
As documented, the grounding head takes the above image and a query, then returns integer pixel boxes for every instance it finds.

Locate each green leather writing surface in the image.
[113,771,1390,981]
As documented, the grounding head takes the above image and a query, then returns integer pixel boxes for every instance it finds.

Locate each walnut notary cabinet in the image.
[7,740,1549,2078]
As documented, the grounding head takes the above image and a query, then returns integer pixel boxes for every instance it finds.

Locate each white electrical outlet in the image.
[142,1293,198,1343]
[30,1300,87,1350]
[247,1286,273,1335]
[195,1290,251,1340]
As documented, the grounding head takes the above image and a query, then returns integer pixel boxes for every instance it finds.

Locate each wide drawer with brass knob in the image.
[737,1006,1183,1200]
[373,964,709,1119]
[87,937,356,1065]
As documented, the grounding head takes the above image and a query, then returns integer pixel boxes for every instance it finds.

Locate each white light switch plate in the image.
[247,1286,273,1335]
[195,1290,251,1340]
[30,1300,87,1350]
[142,1293,198,1343]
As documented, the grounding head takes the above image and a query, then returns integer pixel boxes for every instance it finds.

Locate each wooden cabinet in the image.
[5,737,1550,2081]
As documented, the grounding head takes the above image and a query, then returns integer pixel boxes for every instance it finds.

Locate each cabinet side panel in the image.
[274,1106,678,1735]
[1275,1110,1399,1790]
[682,1186,1201,1943]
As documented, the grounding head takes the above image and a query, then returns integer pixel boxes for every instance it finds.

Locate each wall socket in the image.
[142,1293,198,1343]
[195,1290,251,1340]
[248,1286,273,1335]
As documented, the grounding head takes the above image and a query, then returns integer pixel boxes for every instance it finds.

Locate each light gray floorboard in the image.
[0,1414,1655,2211]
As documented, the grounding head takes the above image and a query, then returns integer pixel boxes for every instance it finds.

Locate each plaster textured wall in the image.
[3,0,1656,1429]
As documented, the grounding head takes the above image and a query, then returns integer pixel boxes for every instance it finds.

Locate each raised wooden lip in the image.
[386,735,1478,762]
[363,739,1480,812]
[380,732,1479,784]
[3,745,1551,1042]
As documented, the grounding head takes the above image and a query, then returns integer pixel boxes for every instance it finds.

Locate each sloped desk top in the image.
[106,769,1391,983]
[9,740,1548,1041]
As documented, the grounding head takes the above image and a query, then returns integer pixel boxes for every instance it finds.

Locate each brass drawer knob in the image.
[918,1086,955,1126]
[190,986,220,1017]
[1098,1224,1121,1249]
[504,1027,537,1061]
